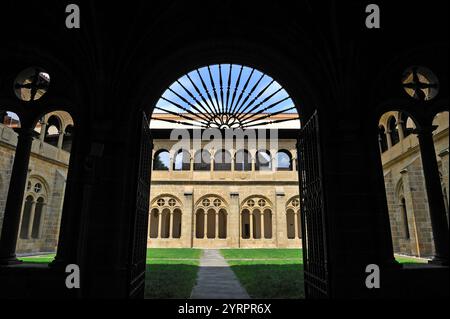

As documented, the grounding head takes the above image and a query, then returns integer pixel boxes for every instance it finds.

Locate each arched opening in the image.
[196,209,205,239]
[149,208,159,238]
[255,150,272,171]
[153,149,170,170]
[263,209,272,239]
[145,62,303,298]
[214,149,231,171]
[286,209,296,239]
[19,196,34,239]
[161,208,171,238]
[172,208,182,238]
[206,209,216,239]
[235,149,252,171]
[173,149,191,171]
[241,209,250,239]
[194,150,211,171]
[218,209,227,239]
[252,209,262,239]
[275,150,292,171]
[43,115,62,147]
[1,111,21,130]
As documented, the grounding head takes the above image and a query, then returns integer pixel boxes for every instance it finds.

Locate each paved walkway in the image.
[190,249,250,299]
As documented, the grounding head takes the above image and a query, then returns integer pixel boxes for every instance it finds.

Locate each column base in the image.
[48,258,68,269]
[429,256,449,266]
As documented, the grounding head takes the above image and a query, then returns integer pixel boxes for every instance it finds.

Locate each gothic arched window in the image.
[194,150,211,171]
[153,150,170,170]
[214,150,232,171]
[276,150,292,171]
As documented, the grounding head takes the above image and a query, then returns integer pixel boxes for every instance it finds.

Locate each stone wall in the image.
[380,111,449,257]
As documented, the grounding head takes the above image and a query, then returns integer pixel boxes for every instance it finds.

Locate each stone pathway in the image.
[190,249,250,299]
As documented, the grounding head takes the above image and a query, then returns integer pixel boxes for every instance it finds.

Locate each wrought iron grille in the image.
[128,112,152,298]
[153,64,299,129]
[298,110,330,298]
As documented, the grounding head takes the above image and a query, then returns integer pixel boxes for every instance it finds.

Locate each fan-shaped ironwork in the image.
[153,64,299,129]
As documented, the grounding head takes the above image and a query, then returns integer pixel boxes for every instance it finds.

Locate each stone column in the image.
[169,212,173,239]
[386,130,393,148]
[158,212,163,239]
[210,151,214,173]
[416,126,449,265]
[397,120,405,141]
[262,211,266,239]
[294,212,299,239]
[215,211,219,239]
[39,122,47,141]
[203,212,208,239]
[169,155,174,172]
[57,132,65,149]
[147,213,152,238]
[0,127,34,264]
[249,211,254,239]
[27,200,37,239]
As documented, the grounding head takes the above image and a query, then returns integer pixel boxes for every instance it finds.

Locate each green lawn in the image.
[145,249,201,299]
[145,259,198,299]
[395,255,428,264]
[221,249,304,299]
[19,254,55,263]
[146,248,202,260]
[221,248,302,260]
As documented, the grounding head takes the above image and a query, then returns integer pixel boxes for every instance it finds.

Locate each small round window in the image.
[14,67,50,101]
[258,199,266,207]
[34,183,42,193]
[168,198,176,206]
[202,199,211,207]
[157,198,165,206]
[402,66,439,101]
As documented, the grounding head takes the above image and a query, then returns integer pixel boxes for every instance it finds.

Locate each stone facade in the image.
[0,111,73,254]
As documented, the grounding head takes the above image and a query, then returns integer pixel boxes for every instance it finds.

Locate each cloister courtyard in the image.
[19,248,426,299]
